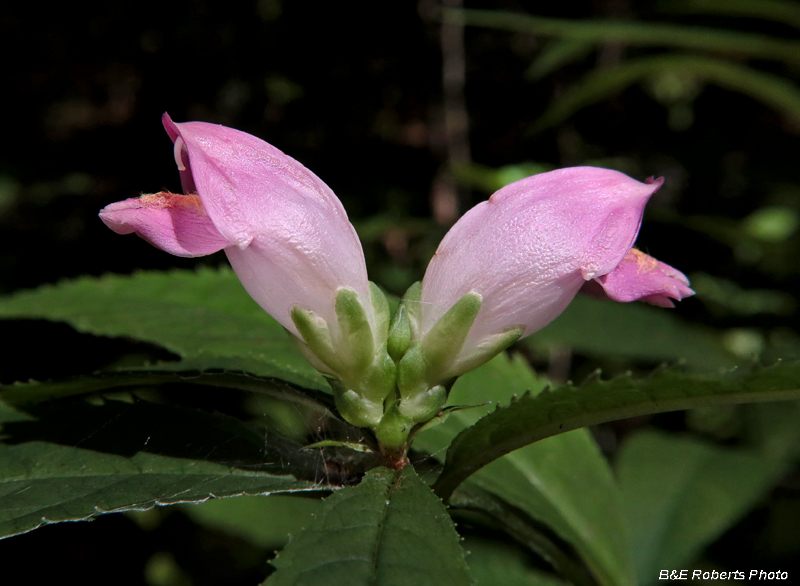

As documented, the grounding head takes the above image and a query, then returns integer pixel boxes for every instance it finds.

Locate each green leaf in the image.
[433,359,800,501]
[453,9,800,65]
[178,494,322,550]
[530,55,800,133]
[528,296,737,370]
[617,403,800,585]
[453,483,596,585]
[415,355,633,586]
[0,269,326,391]
[0,396,343,540]
[450,470,625,586]
[464,536,572,586]
[465,437,632,586]
[267,466,472,586]
[0,370,335,412]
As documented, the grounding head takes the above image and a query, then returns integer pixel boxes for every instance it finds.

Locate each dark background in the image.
[2,1,800,584]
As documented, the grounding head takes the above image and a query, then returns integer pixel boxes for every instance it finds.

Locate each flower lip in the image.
[590,248,695,307]
[99,191,228,257]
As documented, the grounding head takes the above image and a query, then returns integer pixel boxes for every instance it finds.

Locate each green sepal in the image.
[450,326,525,377]
[375,402,416,449]
[387,304,411,362]
[328,378,383,428]
[369,281,391,346]
[398,384,447,423]
[401,281,422,340]
[291,306,344,373]
[397,342,428,397]
[360,348,397,404]
[287,334,337,376]
[397,291,483,398]
[421,291,482,375]
[335,287,374,374]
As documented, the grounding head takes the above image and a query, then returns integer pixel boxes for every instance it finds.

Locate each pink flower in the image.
[414,167,694,377]
[100,114,370,338]
[100,122,695,438]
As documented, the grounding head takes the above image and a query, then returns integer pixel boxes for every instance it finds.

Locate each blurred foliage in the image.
[658,0,800,30]
[617,403,800,585]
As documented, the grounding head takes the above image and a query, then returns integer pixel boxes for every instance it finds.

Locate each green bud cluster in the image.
[290,281,523,455]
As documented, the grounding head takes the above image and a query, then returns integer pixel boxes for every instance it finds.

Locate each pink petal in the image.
[420,167,662,344]
[160,114,370,333]
[99,192,228,257]
[589,248,695,307]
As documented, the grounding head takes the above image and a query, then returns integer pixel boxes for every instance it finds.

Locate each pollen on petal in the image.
[629,248,659,273]
[587,248,694,306]
[99,192,228,257]
[139,192,205,211]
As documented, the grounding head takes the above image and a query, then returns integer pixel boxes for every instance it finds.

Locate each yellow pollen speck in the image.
[140,192,205,211]
[628,248,658,273]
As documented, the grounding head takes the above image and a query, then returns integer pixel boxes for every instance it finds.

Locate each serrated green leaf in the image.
[0,269,326,391]
[528,296,737,370]
[433,359,800,501]
[617,403,800,585]
[530,55,800,133]
[415,354,633,586]
[0,397,346,540]
[453,9,800,65]
[267,466,472,586]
